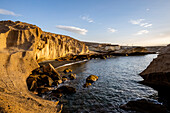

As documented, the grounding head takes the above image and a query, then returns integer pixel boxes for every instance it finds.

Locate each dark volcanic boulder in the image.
[86,75,98,83]
[63,68,72,73]
[26,75,40,91]
[68,73,76,80]
[83,75,98,88]
[27,74,54,91]
[32,68,43,75]
[43,63,61,80]
[38,75,54,87]
[37,88,50,94]
[83,82,92,88]
[52,86,76,94]
[62,76,68,82]
[120,99,168,113]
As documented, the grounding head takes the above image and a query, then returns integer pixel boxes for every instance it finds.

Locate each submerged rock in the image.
[120,99,168,113]
[86,75,98,83]
[83,82,92,88]
[52,86,76,94]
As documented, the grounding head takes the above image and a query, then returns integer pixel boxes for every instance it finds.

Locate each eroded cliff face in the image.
[35,32,89,62]
[0,20,89,62]
[140,44,170,88]
[0,20,89,112]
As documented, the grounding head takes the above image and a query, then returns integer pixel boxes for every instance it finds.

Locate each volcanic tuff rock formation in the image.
[0,20,89,113]
[140,44,170,88]
[0,20,89,62]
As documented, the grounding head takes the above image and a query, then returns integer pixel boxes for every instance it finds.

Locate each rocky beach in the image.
[0,20,169,113]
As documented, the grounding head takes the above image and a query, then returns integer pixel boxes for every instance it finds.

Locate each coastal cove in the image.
[39,54,165,113]
[0,20,169,113]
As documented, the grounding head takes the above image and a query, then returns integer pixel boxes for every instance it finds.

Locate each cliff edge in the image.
[0,20,89,112]
[140,44,170,88]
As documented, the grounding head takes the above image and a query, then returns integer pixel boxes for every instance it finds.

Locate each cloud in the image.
[56,25,88,35]
[130,19,144,25]
[130,19,152,28]
[143,24,152,28]
[108,28,117,33]
[134,30,149,35]
[81,15,94,23]
[0,9,20,16]
[146,8,150,11]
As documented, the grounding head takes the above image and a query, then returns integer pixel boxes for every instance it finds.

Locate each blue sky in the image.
[0,0,170,46]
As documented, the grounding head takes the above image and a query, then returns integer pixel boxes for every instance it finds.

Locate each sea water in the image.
[56,54,158,113]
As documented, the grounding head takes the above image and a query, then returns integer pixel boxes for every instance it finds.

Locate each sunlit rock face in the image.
[140,45,170,88]
[0,20,89,62]
[0,20,89,112]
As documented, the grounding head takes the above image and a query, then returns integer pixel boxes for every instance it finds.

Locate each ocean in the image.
[49,54,159,113]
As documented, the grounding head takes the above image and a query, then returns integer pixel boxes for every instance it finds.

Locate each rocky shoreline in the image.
[0,20,88,113]
[0,20,167,113]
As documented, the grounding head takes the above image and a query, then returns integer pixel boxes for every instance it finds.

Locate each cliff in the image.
[140,44,170,88]
[0,20,89,112]
[0,20,89,62]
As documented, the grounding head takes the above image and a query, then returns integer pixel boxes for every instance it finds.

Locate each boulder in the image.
[27,74,54,91]
[83,82,92,88]
[52,86,76,94]
[86,75,98,83]
[29,80,38,91]
[56,79,63,84]
[100,56,106,59]
[120,99,168,113]
[52,92,63,98]
[62,76,68,82]
[39,75,54,87]
[68,73,76,80]
[52,79,63,86]
[42,63,61,81]
[63,68,72,73]
[37,88,50,94]
[26,76,39,91]
[32,68,43,75]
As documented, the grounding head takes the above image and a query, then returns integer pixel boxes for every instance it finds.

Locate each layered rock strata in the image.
[0,20,89,112]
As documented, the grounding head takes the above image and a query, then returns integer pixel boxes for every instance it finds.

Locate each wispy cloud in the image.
[80,15,94,23]
[108,28,117,33]
[0,9,21,16]
[146,8,150,11]
[134,30,149,35]
[129,19,152,28]
[56,25,88,35]
[130,19,144,25]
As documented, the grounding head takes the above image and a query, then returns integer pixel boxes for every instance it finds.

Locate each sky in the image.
[0,0,170,46]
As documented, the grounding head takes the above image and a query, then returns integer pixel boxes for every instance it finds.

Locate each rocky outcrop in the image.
[0,20,89,113]
[120,99,168,113]
[140,45,170,89]
[0,20,89,62]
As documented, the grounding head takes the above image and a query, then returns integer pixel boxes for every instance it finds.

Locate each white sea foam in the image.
[55,60,88,69]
